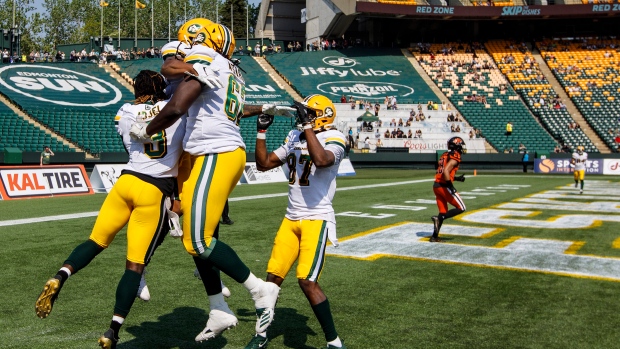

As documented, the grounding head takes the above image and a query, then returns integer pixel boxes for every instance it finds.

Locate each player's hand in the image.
[185,63,223,89]
[129,123,151,142]
[262,103,296,117]
[454,174,466,182]
[257,114,274,132]
[293,101,311,125]
[447,186,457,195]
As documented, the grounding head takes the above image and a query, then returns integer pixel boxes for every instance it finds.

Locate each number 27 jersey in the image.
[273,129,346,222]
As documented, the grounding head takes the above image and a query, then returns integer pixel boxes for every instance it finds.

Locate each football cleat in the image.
[327,342,347,349]
[137,270,150,301]
[431,216,443,235]
[35,278,61,319]
[580,189,583,194]
[98,328,119,349]
[429,236,444,243]
[251,281,280,333]
[195,307,238,342]
[244,334,269,349]
[221,218,234,225]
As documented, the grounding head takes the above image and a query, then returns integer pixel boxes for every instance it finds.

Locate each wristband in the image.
[256,133,267,139]
[303,124,312,130]
[257,129,267,133]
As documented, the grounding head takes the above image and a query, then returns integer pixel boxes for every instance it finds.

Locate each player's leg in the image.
[444,190,466,220]
[431,186,449,241]
[296,220,345,349]
[574,170,579,188]
[35,177,132,319]
[579,170,585,193]
[181,150,279,336]
[99,178,169,348]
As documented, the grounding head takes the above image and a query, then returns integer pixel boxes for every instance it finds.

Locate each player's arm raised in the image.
[255,114,284,171]
[295,101,335,168]
[146,76,202,135]
[160,58,196,80]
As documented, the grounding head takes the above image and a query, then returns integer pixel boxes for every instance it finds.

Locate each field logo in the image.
[0,65,123,107]
[317,81,414,99]
[322,56,357,68]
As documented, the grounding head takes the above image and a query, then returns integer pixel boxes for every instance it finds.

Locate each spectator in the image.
[522,151,529,173]
[376,138,383,148]
[506,121,513,136]
[40,146,54,166]
[255,43,261,57]
[374,103,380,117]
[340,95,346,103]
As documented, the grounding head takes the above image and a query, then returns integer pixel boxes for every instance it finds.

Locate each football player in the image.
[431,137,467,242]
[247,95,347,349]
[130,18,288,342]
[35,70,186,349]
[571,145,587,194]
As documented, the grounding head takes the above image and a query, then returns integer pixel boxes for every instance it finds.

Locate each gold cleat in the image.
[35,278,60,319]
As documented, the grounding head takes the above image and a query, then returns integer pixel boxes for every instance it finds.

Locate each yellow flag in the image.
[100,0,109,6]
[136,0,146,9]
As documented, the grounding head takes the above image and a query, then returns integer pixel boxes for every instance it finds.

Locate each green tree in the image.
[219,0,252,40]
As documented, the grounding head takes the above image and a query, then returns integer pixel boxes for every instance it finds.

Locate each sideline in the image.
[0,179,435,227]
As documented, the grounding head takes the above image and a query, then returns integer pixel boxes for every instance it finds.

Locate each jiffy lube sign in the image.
[0,65,124,107]
[266,49,437,103]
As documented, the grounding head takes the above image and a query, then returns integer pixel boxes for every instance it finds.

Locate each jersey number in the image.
[286,153,312,186]
[224,76,245,124]
[144,130,167,159]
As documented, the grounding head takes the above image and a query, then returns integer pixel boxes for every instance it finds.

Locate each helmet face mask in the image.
[300,94,336,132]
[448,136,466,154]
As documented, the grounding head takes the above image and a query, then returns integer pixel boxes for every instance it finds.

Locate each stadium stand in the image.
[240,115,296,153]
[538,39,620,152]
[0,103,70,153]
[0,63,133,154]
[265,48,437,104]
[111,59,161,85]
[485,40,597,153]
[413,44,557,154]
[335,103,487,153]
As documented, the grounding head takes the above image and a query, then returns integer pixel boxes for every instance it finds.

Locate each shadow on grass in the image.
[119,306,317,348]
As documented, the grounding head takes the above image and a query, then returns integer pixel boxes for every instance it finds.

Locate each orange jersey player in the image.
[430,137,467,242]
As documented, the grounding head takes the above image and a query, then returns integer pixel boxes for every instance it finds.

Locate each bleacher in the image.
[335,104,487,153]
[266,48,437,104]
[413,45,557,154]
[0,63,133,154]
[0,103,70,152]
[485,40,597,153]
[111,59,161,84]
[538,39,620,152]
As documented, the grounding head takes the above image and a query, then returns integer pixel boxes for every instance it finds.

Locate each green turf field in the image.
[1,169,620,349]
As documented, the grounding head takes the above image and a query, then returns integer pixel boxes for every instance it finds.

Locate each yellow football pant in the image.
[574,169,585,181]
[89,174,168,264]
[267,218,329,282]
[181,148,245,256]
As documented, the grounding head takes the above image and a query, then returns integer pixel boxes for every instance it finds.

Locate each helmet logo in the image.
[194,33,206,43]
[187,24,202,34]
[324,107,334,117]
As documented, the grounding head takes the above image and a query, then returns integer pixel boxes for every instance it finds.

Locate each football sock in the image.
[575,181,578,188]
[202,240,251,283]
[581,181,584,190]
[64,239,104,273]
[109,316,124,337]
[113,269,141,318]
[312,299,338,342]
[193,256,222,296]
[208,293,227,310]
[54,267,71,288]
[243,273,261,292]
[443,208,464,220]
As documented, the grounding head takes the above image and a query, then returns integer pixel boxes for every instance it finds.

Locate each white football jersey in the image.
[115,101,186,177]
[181,45,245,155]
[161,40,191,97]
[273,129,346,222]
[572,152,588,171]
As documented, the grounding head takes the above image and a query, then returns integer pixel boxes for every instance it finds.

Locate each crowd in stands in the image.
[1,46,167,64]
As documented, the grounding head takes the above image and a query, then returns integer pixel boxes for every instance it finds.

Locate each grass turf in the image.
[1,169,619,348]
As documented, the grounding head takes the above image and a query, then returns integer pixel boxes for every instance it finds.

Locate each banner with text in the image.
[0,165,94,200]
[534,158,603,174]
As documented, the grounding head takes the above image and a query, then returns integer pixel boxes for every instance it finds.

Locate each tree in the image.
[220,0,251,39]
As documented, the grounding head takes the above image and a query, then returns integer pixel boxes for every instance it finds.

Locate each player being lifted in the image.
[571,145,587,194]
[430,137,467,242]
[130,18,294,342]
[247,95,347,349]
[35,70,186,349]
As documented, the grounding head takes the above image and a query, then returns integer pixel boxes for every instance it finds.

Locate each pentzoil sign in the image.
[0,65,123,107]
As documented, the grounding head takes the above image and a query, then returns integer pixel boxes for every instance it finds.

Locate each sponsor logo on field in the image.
[0,65,123,107]
[322,56,357,67]
[317,81,414,99]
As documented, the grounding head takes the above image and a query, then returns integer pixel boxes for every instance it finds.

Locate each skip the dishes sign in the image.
[0,165,94,200]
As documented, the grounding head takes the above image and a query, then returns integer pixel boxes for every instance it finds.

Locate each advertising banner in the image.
[0,165,94,200]
[337,158,356,177]
[240,162,289,184]
[89,164,126,193]
[534,158,603,174]
[603,159,620,175]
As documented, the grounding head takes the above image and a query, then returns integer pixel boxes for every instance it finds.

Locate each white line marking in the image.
[0,179,434,227]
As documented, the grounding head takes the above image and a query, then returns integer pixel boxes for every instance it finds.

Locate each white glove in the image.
[165,197,183,238]
[129,123,151,142]
[185,62,223,89]
[326,221,339,247]
[262,103,296,117]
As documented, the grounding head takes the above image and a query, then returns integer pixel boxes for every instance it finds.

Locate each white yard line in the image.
[0,179,434,227]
